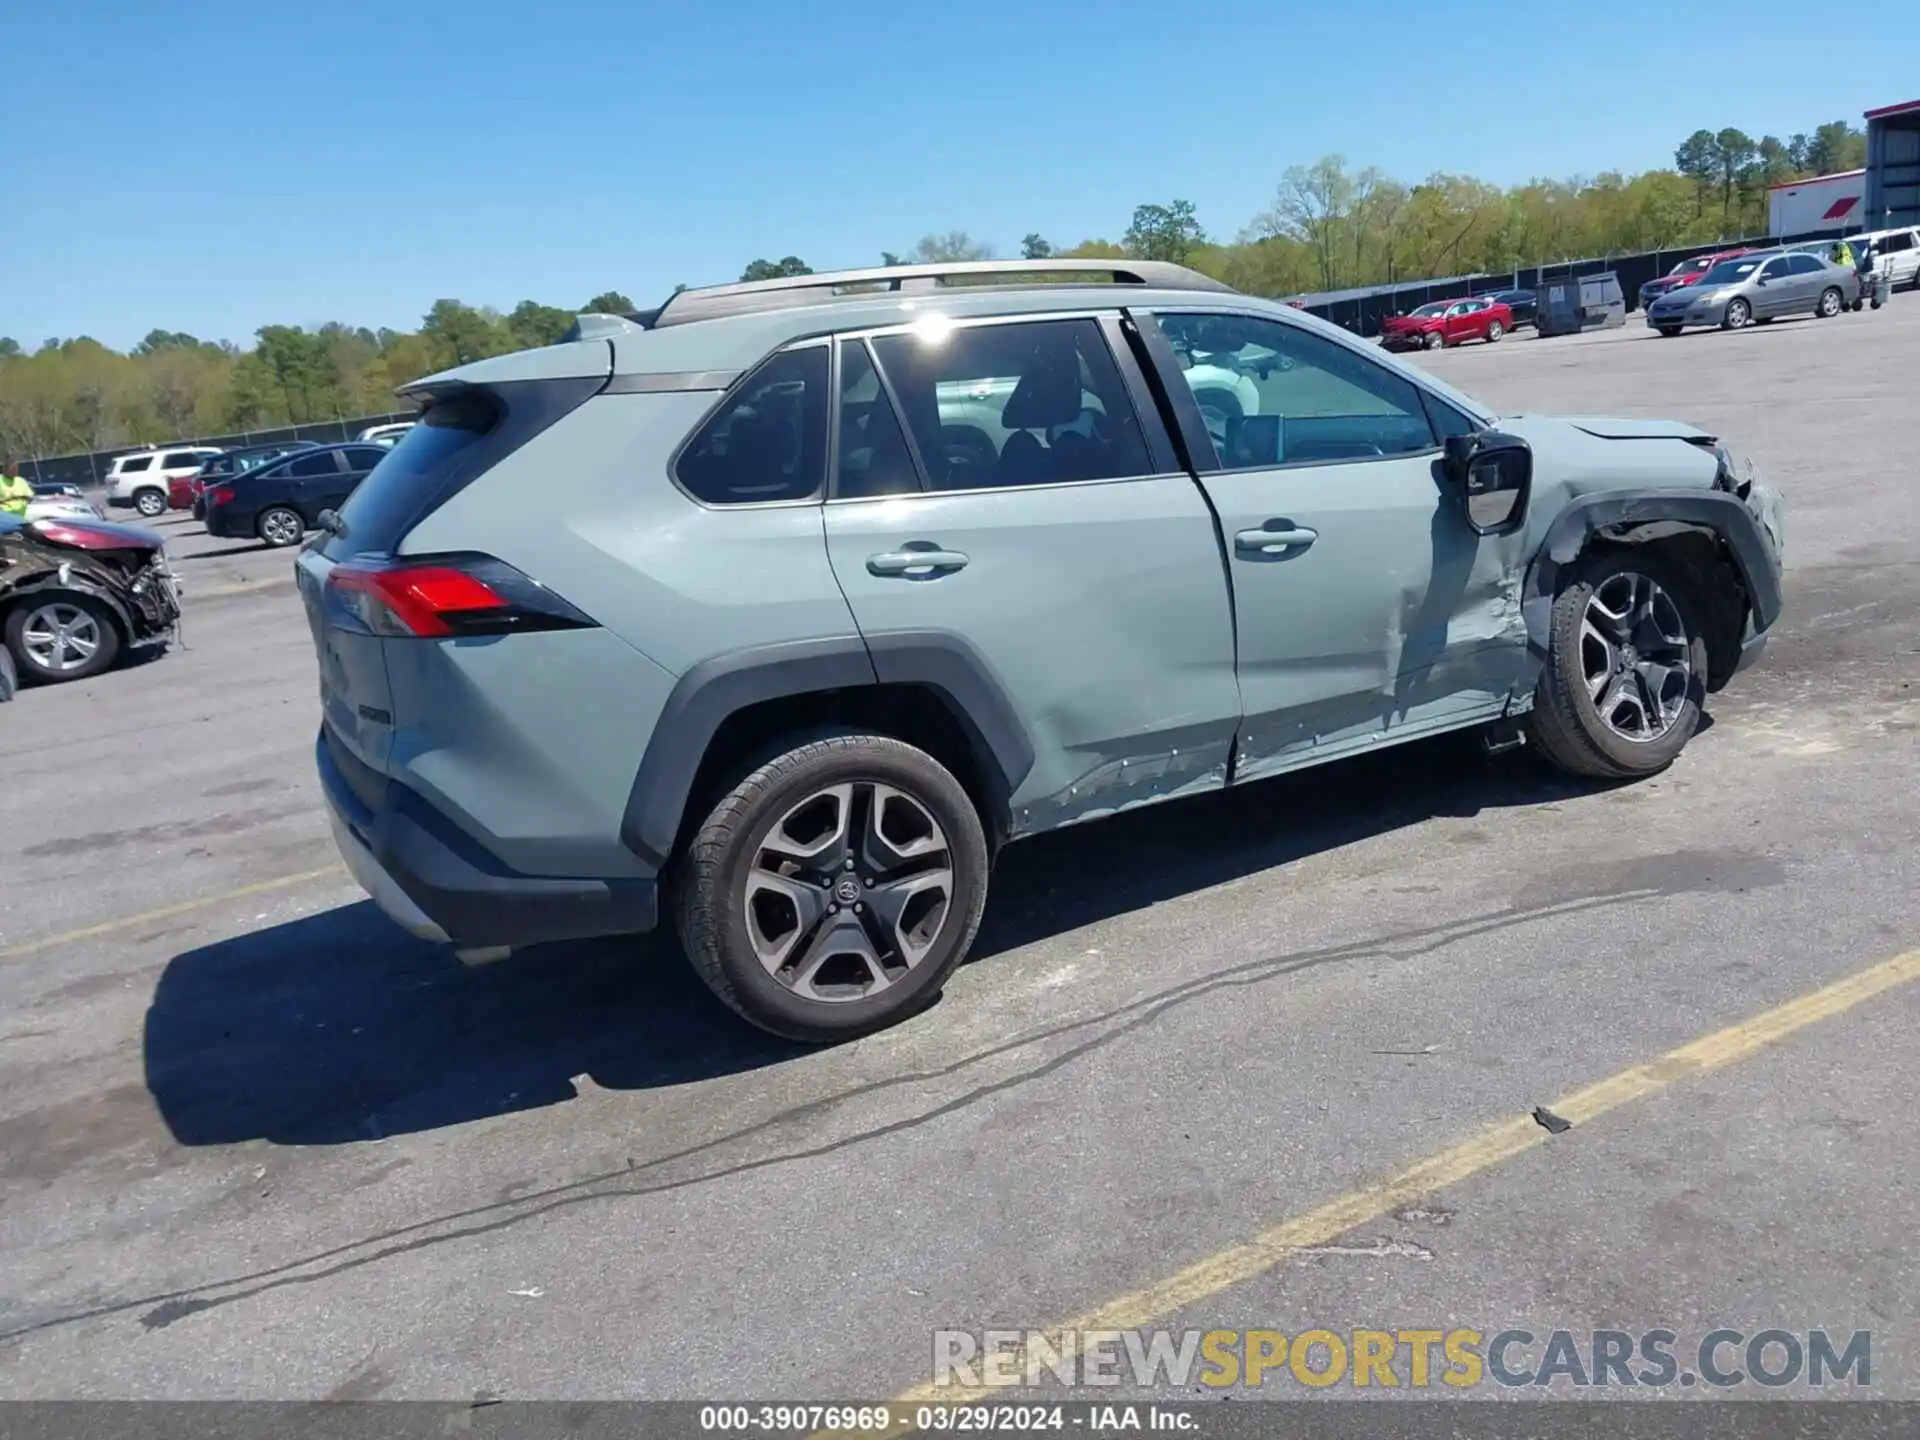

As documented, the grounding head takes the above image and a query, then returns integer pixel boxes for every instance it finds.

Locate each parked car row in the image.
[100,422,416,522]
[1645,248,1862,335]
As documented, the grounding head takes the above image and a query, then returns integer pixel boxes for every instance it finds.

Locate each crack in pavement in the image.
[0,887,1657,1345]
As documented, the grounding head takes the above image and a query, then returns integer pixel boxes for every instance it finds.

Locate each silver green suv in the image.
[299,259,1785,1040]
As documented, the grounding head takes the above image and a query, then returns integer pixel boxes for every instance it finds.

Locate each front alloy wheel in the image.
[1578,572,1693,743]
[1723,298,1752,330]
[6,596,121,682]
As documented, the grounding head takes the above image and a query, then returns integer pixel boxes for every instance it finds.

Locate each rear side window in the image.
[118,455,153,473]
[835,341,921,500]
[868,318,1151,492]
[287,451,340,478]
[676,345,829,505]
[1787,255,1824,275]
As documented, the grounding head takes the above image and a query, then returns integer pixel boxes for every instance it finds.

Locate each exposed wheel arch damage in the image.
[1522,490,1783,693]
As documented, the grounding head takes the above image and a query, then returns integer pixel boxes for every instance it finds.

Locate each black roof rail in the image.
[646,258,1238,328]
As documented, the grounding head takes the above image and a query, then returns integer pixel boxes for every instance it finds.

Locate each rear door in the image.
[285,449,347,517]
[821,314,1243,833]
[336,447,389,506]
[1139,308,1528,784]
[1753,256,1798,316]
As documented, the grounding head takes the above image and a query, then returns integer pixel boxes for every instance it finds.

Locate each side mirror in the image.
[1444,431,1532,536]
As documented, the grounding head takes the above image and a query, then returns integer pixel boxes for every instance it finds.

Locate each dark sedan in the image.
[203,444,386,547]
[1485,288,1537,327]
[189,441,322,519]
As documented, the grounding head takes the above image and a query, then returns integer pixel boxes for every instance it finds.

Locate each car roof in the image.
[402,259,1498,427]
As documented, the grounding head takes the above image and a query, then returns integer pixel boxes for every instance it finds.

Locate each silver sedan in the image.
[1645,250,1861,335]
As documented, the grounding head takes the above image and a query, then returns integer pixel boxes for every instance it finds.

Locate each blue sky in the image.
[5,0,1917,351]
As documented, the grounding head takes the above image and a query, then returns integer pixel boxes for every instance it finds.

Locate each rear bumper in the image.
[317,728,658,950]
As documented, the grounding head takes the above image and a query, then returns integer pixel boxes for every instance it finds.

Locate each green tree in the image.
[1713,128,1757,223]
[913,231,994,263]
[1674,130,1719,213]
[420,299,511,371]
[1807,120,1865,174]
[1020,233,1053,260]
[739,256,813,282]
[0,338,19,359]
[1122,200,1207,264]
[583,291,635,313]
[506,300,576,350]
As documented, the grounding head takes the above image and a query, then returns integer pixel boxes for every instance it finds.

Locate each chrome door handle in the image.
[867,549,970,577]
[1234,526,1318,555]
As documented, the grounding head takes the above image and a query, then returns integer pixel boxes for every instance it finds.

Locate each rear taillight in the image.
[323,555,597,638]
[208,485,234,506]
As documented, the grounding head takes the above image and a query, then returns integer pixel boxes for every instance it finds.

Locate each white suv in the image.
[105,447,223,517]
[1857,227,1920,291]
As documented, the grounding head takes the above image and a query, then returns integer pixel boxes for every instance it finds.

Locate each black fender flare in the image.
[1522,488,1783,656]
[619,631,1036,869]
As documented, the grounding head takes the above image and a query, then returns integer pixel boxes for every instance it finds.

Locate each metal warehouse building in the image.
[1865,99,1920,230]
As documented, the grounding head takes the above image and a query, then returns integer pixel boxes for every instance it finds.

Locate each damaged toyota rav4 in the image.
[300,260,1785,1041]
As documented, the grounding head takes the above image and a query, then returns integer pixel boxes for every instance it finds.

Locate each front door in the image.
[1142,309,1527,785]
[821,317,1243,835]
[285,449,345,515]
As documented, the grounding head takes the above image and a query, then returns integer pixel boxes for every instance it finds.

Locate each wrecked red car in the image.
[0,514,182,684]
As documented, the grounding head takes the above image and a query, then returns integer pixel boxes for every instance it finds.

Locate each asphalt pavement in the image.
[1,302,1916,1403]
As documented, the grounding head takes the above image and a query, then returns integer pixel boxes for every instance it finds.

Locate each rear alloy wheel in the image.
[1526,550,1708,780]
[1817,286,1843,318]
[1423,331,1445,350]
[676,731,989,1041]
[1485,320,1505,343]
[133,488,166,518]
[1721,297,1752,330]
[5,594,122,684]
[257,505,305,548]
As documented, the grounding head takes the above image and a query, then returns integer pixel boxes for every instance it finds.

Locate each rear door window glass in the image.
[868,318,1151,491]
[288,451,341,478]
[677,345,829,504]
[1787,255,1824,275]
[835,341,922,499]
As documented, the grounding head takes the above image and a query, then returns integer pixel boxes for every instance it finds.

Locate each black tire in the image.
[1754,316,1774,325]
[1422,330,1445,350]
[256,505,305,548]
[132,488,166,518]
[1525,549,1710,781]
[1656,324,1683,337]
[4,593,123,684]
[1721,297,1751,330]
[674,730,990,1042]
[1485,320,1504,343]
[1817,286,1843,319]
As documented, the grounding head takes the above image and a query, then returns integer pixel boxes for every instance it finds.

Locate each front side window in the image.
[1760,258,1793,279]
[868,318,1152,491]
[1882,232,1914,253]
[1157,312,1438,467]
[676,345,828,505]
[161,451,201,469]
[342,446,388,472]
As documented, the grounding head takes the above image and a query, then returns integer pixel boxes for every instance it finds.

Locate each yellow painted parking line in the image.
[890,945,1920,1410]
[0,865,346,962]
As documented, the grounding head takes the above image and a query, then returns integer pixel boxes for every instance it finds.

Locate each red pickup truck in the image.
[1380,296,1513,351]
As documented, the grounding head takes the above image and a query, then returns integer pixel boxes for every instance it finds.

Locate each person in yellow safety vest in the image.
[1835,238,1854,269]
[0,462,34,519]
